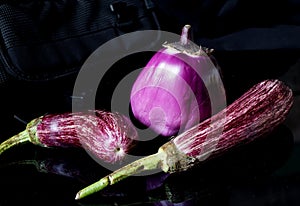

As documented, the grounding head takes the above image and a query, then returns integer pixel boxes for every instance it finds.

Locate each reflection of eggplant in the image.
[77,185,198,206]
[153,199,195,206]
[1,158,92,184]
[0,153,170,200]
[145,172,170,192]
[0,147,112,186]
[98,172,170,199]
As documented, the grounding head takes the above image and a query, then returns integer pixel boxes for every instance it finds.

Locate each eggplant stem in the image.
[180,25,191,45]
[75,152,163,200]
[0,130,30,155]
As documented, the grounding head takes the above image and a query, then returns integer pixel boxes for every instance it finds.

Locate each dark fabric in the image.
[0,0,159,81]
[2,0,299,82]
[0,59,9,84]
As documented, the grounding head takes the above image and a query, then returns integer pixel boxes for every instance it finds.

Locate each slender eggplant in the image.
[75,79,293,200]
[0,110,138,164]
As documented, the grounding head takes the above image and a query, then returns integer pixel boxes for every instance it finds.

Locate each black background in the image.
[1,0,300,205]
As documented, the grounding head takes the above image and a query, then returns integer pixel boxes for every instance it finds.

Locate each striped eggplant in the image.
[0,110,138,164]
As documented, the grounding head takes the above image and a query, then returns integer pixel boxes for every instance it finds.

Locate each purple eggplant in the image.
[130,25,225,136]
[0,110,138,164]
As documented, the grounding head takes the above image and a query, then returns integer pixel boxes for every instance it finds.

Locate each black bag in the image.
[0,0,160,83]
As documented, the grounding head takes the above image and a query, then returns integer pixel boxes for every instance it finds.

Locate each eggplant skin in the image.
[35,110,138,164]
[130,48,212,137]
[173,79,293,163]
[36,113,82,148]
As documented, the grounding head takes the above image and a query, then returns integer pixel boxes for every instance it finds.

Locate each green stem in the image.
[0,130,30,155]
[75,141,196,200]
[75,152,163,200]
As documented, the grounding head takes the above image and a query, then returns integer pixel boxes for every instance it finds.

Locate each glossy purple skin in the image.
[130,48,212,136]
[37,113,82,148]
[36,110,138,163]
